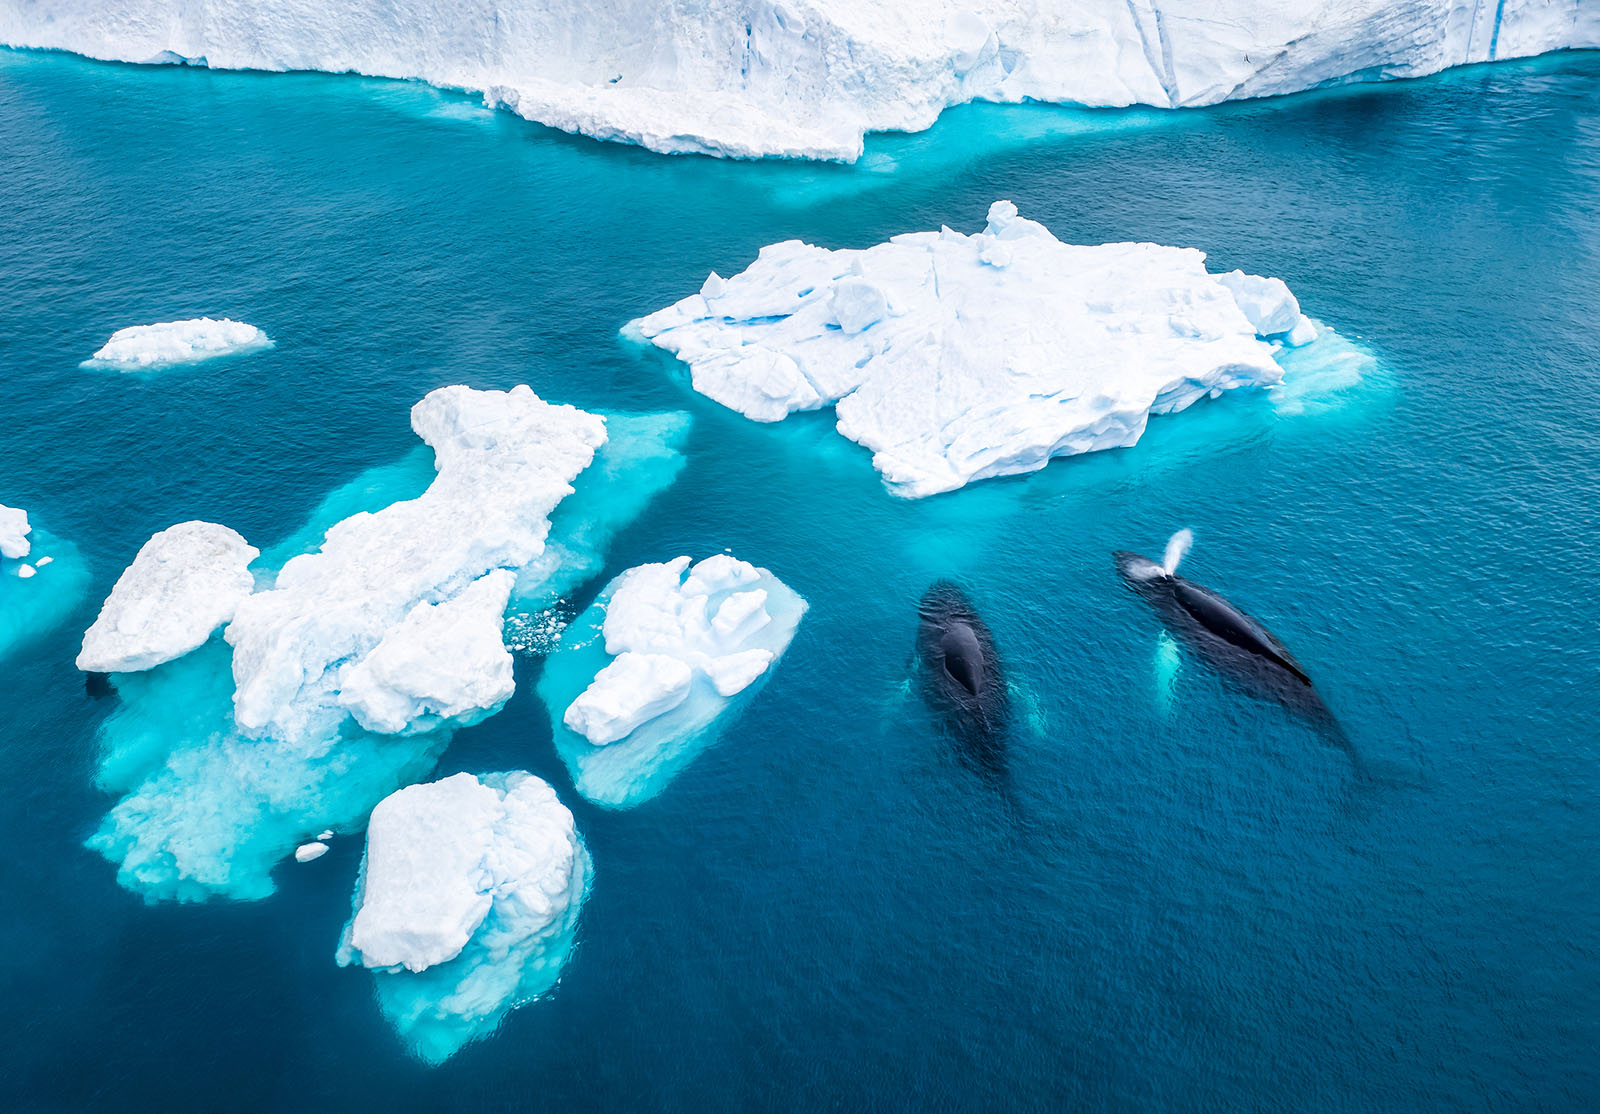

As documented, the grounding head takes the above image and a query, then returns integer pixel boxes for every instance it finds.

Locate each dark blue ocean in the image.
[2,46,1599,1112]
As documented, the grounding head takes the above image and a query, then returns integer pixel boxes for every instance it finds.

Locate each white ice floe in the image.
[294,841,328,862]
[635,200,1321,497]
[0,504,30,560]
[81,317,272,370]
[77,521,259,673]
[227,384,606,742]
[541,554,806,807]
[337,771,590,1063]
[3,1,1592,160]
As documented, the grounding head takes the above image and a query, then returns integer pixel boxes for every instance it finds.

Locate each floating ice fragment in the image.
[294,842,328,862]
[81,318,272,371]
[337,772,590,1064]
[540,554,805,808]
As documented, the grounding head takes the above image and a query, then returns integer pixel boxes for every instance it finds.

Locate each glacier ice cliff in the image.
[337,771,591,1064]
[77,521,259,673]
[2,1,1593,160]
[81,318,272,370]
[83,387,689,901]
[539,554,806,808]
[634,200,1324,497]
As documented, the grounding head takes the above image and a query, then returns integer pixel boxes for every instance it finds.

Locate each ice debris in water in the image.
[633,201,1323,497]
[0,520,90,664]
[4,1,1592,160]
[77,521,259,673]
[294,841,328,862]
[81,318,273,371]
[82,388,689,901]
[539,554,805,808]
[336,771,590,1065]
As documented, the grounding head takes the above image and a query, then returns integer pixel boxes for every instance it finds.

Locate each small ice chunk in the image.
[34,556,53,568]
[78,521,259,673]
[563,651,693,745]
[82,318,273,371]
[295,841,329,862]
[0,504,31,560]
[1216,270,1302,336]
[17,564,36,579]
[1286,315,1319,347]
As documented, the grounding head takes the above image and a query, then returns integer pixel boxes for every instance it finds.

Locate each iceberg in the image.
[0,504,30,560]
[336,771,591,1065]
[634,200,1323,497]
[226,384,606,743]
[77,521,259,673]
[84,389,688,902]
[3,1,1593,160]
[81,318,272,371]
[538,554,806,808]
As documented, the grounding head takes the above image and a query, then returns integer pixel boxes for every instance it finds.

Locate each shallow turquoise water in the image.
[2,47,1599,1111]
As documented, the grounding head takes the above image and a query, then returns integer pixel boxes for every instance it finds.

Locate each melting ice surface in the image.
[80,317,272,371]
[336,772,591,1065]
[86,392,690,901]
[632,200,1335,497]
[539,555,806,808]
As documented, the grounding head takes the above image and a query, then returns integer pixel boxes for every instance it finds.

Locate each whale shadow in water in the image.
[915,580,1013,792]
[1113,547,1364,772]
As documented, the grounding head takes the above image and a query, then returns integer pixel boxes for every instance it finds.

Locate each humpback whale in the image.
[1115,535,1335,730]
[916,580,1009,776]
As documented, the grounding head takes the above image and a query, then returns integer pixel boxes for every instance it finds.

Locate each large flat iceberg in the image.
[634,200,1320,497]
[337,771,591,1064]
[83,387,690,901]
[81,318,272,370]
[3,1,1593,160]
[77,521,259,673]
[538,554,806,808]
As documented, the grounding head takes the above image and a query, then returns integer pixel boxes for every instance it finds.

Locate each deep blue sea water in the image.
[2,47,1600,1112]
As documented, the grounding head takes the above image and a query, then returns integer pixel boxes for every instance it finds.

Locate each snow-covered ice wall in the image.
[3,1,1594,160]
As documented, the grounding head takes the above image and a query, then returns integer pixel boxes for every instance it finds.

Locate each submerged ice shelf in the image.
[337,772,591,1064]
[3,1,1594,159]
[634,200,1328,497]
[0,518,89,664]
[81,317,272,370]
[539,554,806,808]
[83,386,691,901]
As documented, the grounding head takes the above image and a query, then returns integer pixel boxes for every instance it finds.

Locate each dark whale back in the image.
[916,580,1009,773]
[940,621,984,695]
[1172,579,1312,686]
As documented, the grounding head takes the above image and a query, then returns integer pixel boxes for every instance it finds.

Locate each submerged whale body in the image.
[1114,546,1335,731]
[916,580,1009,775]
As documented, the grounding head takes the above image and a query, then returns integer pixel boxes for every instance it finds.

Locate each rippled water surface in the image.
[2,48,1599,1112]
